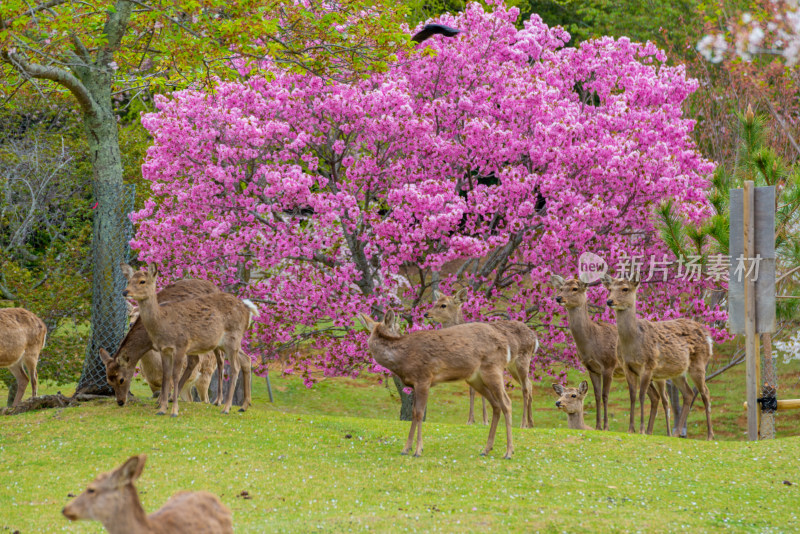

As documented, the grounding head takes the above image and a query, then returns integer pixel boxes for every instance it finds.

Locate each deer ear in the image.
[431,290,441,302]
[120,263,135,280]
[99,348,113,365]
[552,383,564,396]
[601,274,614,289]
[146,264,158,280]
[383,310,396,327]
[578,380,589,395]
[454,288,468,304]
[357,314,376,331]
[576,279,587,291]
[631,276,641,288]
[550,274,565,289]
[114,455,146,486]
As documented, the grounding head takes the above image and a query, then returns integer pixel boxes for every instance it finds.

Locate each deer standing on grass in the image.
[550,275,670,434]
[424,289,538,428]
[104,278,228,407]
[0,308,46,406]
[121,264,258,416]
[360,310,515,458]
[62,454,233,534]
[552,381,593,430]
[603,275,714,440]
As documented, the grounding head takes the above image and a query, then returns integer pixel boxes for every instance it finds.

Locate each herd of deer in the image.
[0,264,716,532]
[357,273,715,461]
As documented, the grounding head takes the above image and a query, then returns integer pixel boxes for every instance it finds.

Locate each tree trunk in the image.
[666,380,688,437]
[5,378,17,408]
[393,375,414,421]
[760,332,776,440]
[76,94,130,395]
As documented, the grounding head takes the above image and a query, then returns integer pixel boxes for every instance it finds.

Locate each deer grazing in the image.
[0,308,46,406]
[104,278,223,406]
[100,348,218,404]
[603,275,714,440]
[62,454,233,534]
[121,264,258,416]
[552,381,593,430]
[550,275,669,434]
[360,310,515,458]
[424,289,538,428]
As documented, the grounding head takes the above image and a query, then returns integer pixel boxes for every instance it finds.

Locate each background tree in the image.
[131,3,724,417]
[0,0,409,393]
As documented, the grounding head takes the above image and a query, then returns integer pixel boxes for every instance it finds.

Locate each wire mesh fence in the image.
[76,182,135,395]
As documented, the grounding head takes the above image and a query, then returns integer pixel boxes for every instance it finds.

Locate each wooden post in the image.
[744,181,759,442]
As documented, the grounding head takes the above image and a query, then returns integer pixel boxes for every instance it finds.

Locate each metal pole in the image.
[744,180,759,441]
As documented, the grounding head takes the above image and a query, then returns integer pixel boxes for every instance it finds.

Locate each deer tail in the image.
[242,299,259,327]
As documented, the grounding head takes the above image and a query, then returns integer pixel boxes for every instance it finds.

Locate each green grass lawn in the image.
[1,359,800,532]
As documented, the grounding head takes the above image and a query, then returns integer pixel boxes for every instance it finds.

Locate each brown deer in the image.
[62,454,233,534]
[603,275,714,440]
[104,278,222,407]
[100,348,218,403]
[424,289,538,428]
[552,381,593,430]
[360,310,515,458]
[0,308,46,406]
[121,264,258,416]
[550,275,669,434]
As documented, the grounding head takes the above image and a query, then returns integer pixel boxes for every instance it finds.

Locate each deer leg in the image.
[477,370,507,457]
[637,371,653,435]
[170,349,187,417]
[645,383,659,435]
[688,367,714,440]
[8,361,29,407]
[673,375,694,437]
[178,354,200,395]
[157,348,174,415]
[624,368,638,434]
[221,343,242,414]
[481,395,488,425]
[601,367,614,431]
[656,380,671,436]
[402,398,418,456]
[212,349,225,406]
[25,357,38,399]
[501,387,513,459]
[412,384,429,457]
[467,386,476,425]
[514,359,533,429]
[588,370,603,430]
[238,351,252,412]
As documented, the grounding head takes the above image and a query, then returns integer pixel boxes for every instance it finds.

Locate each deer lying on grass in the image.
[0,308,46,406]
[603,275,714,439]
[550,275,669,434]
[360,310,515,458]
[424,289,539,428]
[104,278,222,406]
[100,348,217,403]
[121,264,258,416]
[552,381,593,430]
[62,454,233,534]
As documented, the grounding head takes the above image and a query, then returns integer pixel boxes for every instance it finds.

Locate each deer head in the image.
[121,263,158,301]
[423,288,468,326]
[552,381,589,414]
[550,275,588,310]
[602,275,640,311]
[100,348,134,407]
[62,455,146,523]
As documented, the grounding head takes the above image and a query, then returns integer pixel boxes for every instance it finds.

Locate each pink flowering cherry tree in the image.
[132,2,725,414]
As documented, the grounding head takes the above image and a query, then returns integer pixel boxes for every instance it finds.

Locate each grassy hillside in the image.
[2,362,800,532]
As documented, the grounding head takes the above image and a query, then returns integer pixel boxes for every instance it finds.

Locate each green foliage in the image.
[2,370,800,531]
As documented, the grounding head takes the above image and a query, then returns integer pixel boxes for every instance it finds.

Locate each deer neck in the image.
[367,328,403,374]
[442,309,464,328]
[567,410,589,431]
[614,304,641,345]
[135,292,164,342]
[565,304,597,352]
[100,486,151,534]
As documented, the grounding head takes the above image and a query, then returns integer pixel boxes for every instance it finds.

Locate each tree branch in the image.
[0,0,71,30]
[0,50,96,114]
